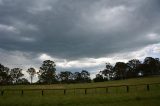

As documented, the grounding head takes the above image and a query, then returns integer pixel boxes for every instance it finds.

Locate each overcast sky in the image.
[0,0,160,80]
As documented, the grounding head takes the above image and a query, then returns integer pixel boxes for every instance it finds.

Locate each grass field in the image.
[0,76,160,106]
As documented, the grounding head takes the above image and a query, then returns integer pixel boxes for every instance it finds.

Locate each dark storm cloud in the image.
[0,0,160,59]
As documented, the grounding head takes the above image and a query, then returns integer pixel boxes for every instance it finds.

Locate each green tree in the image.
[81,70,91,82]
[59,71,73,83]
[17,78,29,85]
[38,60,56,84]
[10,68,24,84]
[73,70,91,83]
[93,73,104,82]
[101,63,114,80]
[73,72,81,82]
[27,67,36,84]
[0,64,11,85]
[127,59,141,78]
[143,57,159,75]
[114,62,129,80]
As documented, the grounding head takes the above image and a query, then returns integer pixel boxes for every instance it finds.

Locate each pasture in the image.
[0,76,160,106]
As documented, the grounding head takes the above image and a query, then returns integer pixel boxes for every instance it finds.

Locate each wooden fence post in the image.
[64,89,66,95]
[85,89,87,95]
[126,86,129,93]
[1,90,4,96]
[42,90,44,96]
[21,90,24,96]
[106,87,108,93]
[147,84,150,91]
[74,89,75,95]
[95,88,97,94]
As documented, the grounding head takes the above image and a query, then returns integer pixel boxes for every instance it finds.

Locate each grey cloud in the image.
[0,0,160,60]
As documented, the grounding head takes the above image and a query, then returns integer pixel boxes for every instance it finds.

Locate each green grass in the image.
[0,76,160,106]
[0,91,160,106]
[1,76,160,89]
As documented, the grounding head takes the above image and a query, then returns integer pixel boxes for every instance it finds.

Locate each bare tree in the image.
[27,67,36,84]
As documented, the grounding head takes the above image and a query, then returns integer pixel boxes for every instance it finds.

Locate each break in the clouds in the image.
[0,0,160,79]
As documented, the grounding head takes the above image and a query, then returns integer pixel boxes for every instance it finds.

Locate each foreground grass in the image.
[0,76,160,106]
[0,90,160,106]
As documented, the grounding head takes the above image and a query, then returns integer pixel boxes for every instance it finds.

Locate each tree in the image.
[0,64,11,85]
[73,72,82,82]
[101,63,114,80]
[114,62,129,80]
[143,57,159,75]
[27,67,36,84]
[10,68,24,84]
[127,59,141,78]
[59,71,73,83]
[93,73,104,82]
[73,70,91,83]
[17,78,29,85]
[81,70,91,82]
[37,60,56,84]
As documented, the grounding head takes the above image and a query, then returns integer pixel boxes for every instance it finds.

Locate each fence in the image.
[0,83,160,96]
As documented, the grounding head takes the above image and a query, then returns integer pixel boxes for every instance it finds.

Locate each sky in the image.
[0,0,160,81]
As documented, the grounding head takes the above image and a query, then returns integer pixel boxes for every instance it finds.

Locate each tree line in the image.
[0,57,160,85]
